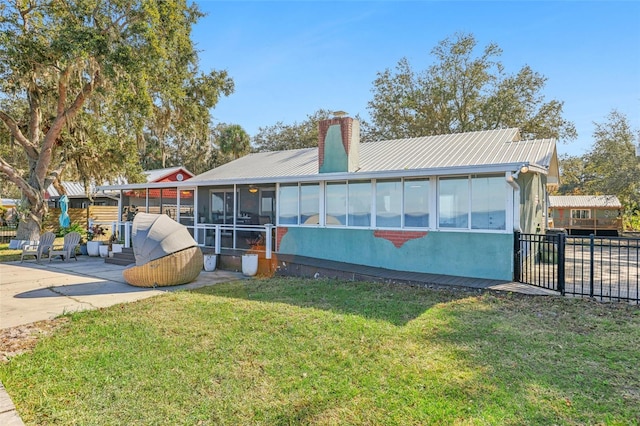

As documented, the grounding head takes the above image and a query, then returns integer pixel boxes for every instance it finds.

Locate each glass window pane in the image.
[348,181,371,227]
[300,183,320,225]
[278,185,298,225]
[404,179,430,228]
[439,177,469,228]
[376,180,402,228]
[471,176,506,230]
[326,182,346,225]
[211,192,225,223]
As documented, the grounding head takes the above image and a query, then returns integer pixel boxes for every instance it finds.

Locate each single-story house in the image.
[548,195,622,236]
[102,117,559,281]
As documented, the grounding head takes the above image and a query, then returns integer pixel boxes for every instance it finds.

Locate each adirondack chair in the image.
[20,232,56,263]
[48,231,81,262]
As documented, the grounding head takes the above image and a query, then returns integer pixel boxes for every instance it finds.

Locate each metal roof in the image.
[144,166,193,182]
[46,181,97,198]
[47,167,192,198]
[189,128,556,183]
[549,195,622,208]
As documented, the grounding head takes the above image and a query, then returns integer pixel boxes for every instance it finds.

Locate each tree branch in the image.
[28,76,42,144]
[0,156,39,203]
[57,66,70,117]
[35,69,101,182]
[0,110,39,159]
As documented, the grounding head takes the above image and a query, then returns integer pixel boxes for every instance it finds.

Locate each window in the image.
[211,190,236,224]
[404,179,429,228]
[376,180,402,228]
[278,185,299,225]
[275,174,507,231]
[439,177,469,228]
[326,182,347,225]
[348,181,372,227]
[471,176,506,230]
[571,209,590,219]
[300,183,320,225]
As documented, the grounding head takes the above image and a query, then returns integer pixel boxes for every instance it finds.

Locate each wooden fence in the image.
[44,206,119,232]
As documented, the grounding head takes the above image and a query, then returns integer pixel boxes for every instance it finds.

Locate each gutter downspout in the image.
[505,171,522,232]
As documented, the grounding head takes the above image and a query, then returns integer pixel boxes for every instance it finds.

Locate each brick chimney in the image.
[318,115,360,173]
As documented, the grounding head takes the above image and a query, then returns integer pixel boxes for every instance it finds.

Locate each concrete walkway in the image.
[0,256,244,425]
[0,256,244,330]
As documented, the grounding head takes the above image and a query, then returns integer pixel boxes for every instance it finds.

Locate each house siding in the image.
[278,227,513,281]
[519,172,547,234]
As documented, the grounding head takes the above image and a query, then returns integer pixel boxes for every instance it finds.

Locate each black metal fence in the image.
[515,232,640,304]
[0,224,17,244]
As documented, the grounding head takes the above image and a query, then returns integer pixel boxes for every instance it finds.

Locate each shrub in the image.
[58,222,87,241]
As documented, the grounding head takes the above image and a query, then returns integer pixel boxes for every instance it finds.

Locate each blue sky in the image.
[191,1,640,157]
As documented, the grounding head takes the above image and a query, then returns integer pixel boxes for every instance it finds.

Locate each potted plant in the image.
[108,233,123,254]
[241,234,263,276]
[86,224,106,256]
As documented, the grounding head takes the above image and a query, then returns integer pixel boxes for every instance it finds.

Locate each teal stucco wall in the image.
[278,227,514,281]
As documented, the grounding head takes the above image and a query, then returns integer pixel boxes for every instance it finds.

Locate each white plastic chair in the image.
[48,232,81,262]
[21,232,56,263]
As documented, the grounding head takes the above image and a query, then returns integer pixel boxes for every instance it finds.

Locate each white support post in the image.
[125,222,131,248]
[265,224,273,259]
[215,225,221,255]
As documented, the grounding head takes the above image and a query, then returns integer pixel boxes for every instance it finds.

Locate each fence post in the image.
[557,232,565,295]
[513,231,521,282]
[589,234,595,297]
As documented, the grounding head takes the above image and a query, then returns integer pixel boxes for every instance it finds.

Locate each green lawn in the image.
[1,278,639,425]
[0,240,66,262]
[0,243,22,262]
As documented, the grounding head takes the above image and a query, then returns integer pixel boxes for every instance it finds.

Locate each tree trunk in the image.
[15,195,47,240]
[16,212,43,241]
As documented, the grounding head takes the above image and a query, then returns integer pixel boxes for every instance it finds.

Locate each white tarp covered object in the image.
[131,213,197,266]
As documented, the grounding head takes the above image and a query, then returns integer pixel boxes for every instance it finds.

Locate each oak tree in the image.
[367,33,576,141]
[0,0,232,239]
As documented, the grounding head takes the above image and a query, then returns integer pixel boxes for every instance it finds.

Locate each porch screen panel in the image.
[404,178,429,228]
[300,183,320,225]
[471,175,506,230]
[348,181,372,227]
[161,188,177,220]
[178,189,195,227]
[376,180,401,228]
[438,177,469,228]
[278,184,299,225]
[326,182,347,226]
[148,188,161,215]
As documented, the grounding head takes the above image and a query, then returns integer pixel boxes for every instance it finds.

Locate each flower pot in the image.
[99,245,109,258]
[242,254,258,276]
[111,243,123,254]
[79,244,88,256]
[87,241,101,256]
[203,254,217,272]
